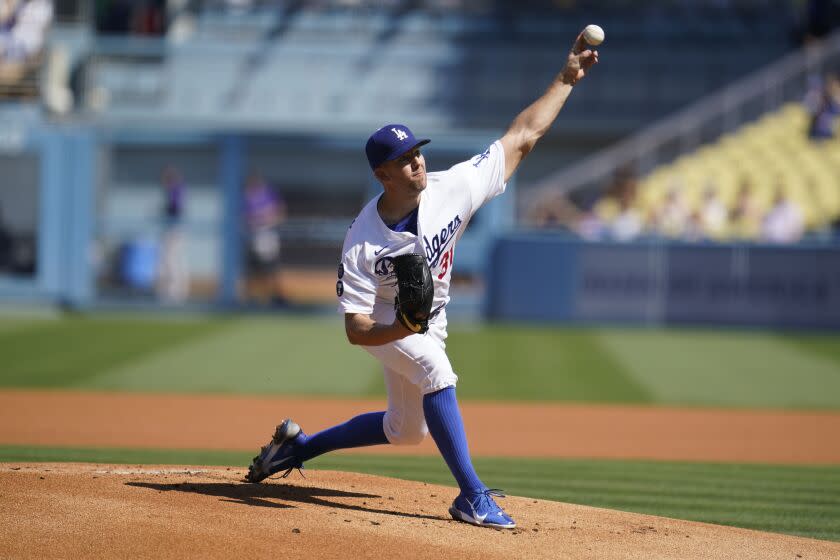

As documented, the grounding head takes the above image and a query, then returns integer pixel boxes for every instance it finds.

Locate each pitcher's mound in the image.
[1,463,837,560]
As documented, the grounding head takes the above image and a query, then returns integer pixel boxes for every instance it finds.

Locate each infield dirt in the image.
[2,390,840,463]
[3,463,840,560]
[3,390,840,559]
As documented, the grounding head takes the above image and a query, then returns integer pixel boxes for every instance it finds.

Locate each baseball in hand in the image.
[583,24,605,46]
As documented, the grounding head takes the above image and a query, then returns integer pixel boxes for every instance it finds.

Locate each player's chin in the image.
[410,175,427,191]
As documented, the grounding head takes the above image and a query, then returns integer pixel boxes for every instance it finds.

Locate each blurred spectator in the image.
[729,178,762,240]
[0,0,51,61]
[683,209,707,243]
[652,183,689,239]
[609,189,643,242]
[590,165,644,241]
[803,71,840,141]
[699,182,728,239]
[243,173,287,304]
[574,211,605,241]
[761,183,805,244]
[530,190,606,240]
[532,195,571,228]
[157,166,189,303]
[531,191,581,227]
[0,0,53,93]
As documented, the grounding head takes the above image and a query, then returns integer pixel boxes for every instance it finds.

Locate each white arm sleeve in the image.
[337,245,376,315]
[466,140,507,213]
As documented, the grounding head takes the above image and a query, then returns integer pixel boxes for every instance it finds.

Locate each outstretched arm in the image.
[500,31,599,182]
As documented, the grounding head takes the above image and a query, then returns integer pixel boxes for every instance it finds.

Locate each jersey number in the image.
[437,247,454,280]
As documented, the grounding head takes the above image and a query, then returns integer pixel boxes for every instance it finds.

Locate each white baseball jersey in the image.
[335,139,506,444]
[337,140,506,334]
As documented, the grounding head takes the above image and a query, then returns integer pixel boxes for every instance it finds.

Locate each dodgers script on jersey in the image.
[337,140,506,335]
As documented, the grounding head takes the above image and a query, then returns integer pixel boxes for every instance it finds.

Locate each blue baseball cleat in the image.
[246,419,306,483]
[449,488,516,529]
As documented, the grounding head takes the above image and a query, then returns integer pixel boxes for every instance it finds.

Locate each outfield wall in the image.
[487,234,840,329]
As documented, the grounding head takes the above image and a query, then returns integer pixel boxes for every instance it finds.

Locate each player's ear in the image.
[373,167,389,183]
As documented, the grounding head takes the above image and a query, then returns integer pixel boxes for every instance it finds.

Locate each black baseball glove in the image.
[392,253,434,334]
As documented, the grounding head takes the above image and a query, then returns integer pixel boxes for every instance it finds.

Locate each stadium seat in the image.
[633,102,839,239]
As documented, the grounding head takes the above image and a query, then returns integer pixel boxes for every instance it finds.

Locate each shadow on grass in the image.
[127,480,446,522]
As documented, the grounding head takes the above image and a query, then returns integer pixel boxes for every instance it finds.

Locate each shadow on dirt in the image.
[127,481,446,521]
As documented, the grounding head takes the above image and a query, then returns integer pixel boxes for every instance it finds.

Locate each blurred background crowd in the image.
[530,71,840,245]
[1,0,839,323]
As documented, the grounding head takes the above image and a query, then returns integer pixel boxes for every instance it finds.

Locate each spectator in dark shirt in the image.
[804,71,840,141]
[157,166,189,302]
[243,173,287,304]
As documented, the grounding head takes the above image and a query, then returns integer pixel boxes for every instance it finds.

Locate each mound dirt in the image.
[2,390,840,463]
[1,463,838,560]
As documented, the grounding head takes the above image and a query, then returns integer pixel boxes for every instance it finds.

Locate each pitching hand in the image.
[560,31,599,86]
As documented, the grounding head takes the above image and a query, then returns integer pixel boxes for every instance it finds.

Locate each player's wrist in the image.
[392,318,413,337]
[558,64,578,86]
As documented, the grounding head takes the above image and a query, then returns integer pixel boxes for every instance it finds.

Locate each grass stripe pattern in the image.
[2,315,840,408]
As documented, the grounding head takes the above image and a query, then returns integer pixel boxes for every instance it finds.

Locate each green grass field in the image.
[2,312,840,542]
[2,313,840,408]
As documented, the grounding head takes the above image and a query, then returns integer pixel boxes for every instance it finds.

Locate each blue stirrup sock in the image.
[295,411,388,462]
[423,386,486,496]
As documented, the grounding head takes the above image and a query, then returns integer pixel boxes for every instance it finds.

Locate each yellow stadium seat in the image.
[594,197,620,222]
[635,100,840,238]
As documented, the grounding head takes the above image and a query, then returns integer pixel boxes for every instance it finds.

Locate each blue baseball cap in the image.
[365,124,430,170]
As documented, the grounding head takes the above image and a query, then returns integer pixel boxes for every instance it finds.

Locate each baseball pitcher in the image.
[247,29,599,529]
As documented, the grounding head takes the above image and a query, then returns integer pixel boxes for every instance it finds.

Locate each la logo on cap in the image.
[365,123,430,170]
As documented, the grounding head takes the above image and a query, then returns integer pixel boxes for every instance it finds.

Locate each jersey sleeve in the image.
[466,140,507,212]
[337,244,376,315]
